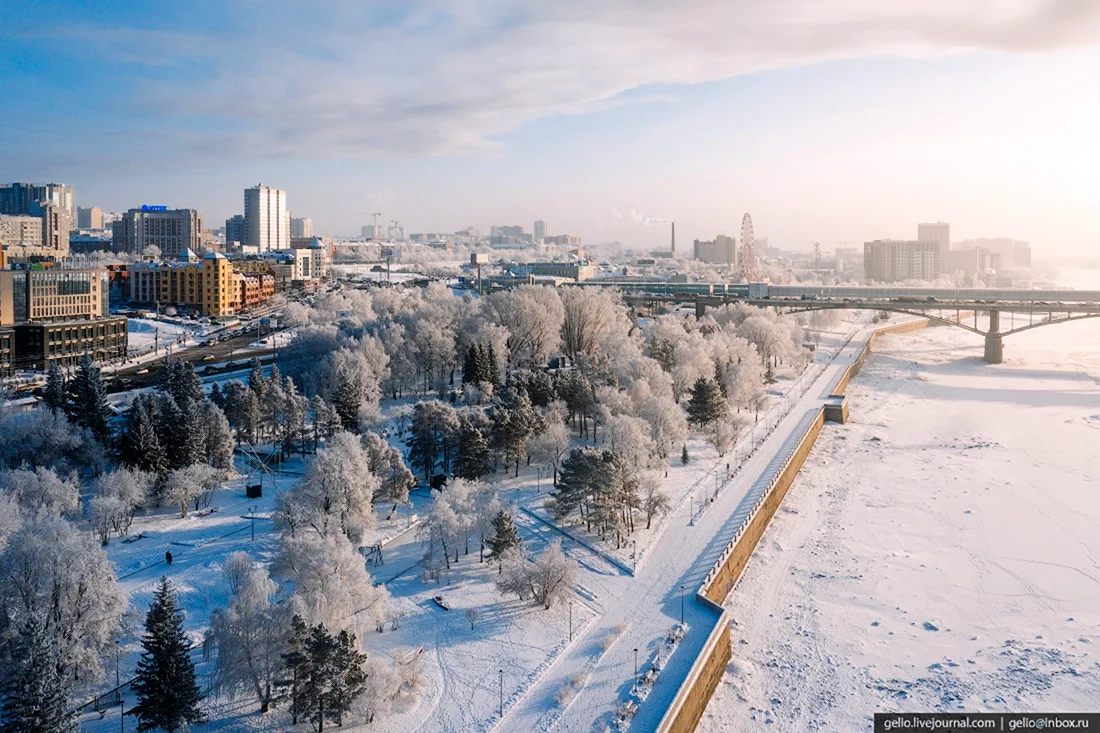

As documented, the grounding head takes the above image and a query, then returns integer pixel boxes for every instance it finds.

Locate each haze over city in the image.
[3,1,1100,255]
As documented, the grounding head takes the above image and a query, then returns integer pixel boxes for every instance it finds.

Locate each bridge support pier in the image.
[984,310,1002,363]
[695,300,707,318]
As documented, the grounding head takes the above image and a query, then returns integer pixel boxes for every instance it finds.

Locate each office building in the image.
[534,220,546,243]
[917,222,950,253]
[0,266,125,373]
[112,207,203,258]
[243,184,289,252]
[0,183,75,222]
[291,216,313,238]
[77,206,104,229]
[693,235,738,265]
[863,239,941,282]
[0,203,70,259]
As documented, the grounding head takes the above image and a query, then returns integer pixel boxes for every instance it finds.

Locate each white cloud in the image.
[20,0,1100,160]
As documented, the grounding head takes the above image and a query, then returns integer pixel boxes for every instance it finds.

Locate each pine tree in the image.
[454,418,493,480]
[282,614,311,725]
[462,346,480,386]
[681,444,690,465]
[43,362,67,413]
[714,361,728,398]
[174,399,207,468]
[164,360,204,409]
[332,369,362,432]
[248,358,266,397]
[208,381,225,410]
[66,355,112,443]
[764,362,777,384]
[294,622,367,731]
[1,616,76,733]
[119,395,169,482]
[130,577,205,733]
[486,343,501,386]
[686,377,728,428]
[485,509,521,570]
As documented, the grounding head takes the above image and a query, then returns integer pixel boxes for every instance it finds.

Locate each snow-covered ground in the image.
[701,296,1100,731]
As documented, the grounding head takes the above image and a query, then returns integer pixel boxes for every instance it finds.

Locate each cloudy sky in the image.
[2,0,1099,256]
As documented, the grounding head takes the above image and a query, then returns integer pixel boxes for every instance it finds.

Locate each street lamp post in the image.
[250,506,255,542]
[633,647,639,693]
[498,669,503,718]
[689,497,694,526]
[680,584,685,626]
[569,601,573,641]
[631,540,636,572]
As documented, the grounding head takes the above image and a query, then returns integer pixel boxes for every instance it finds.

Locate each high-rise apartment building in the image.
[863,239,941,282]
[290,216,313,239]
[225,215,247,247]
[693,235,738,265]
[917,222,950,253]
[244,184,289,252]
[0,183,75,222]
[112,207,203,258]
[77,206,104,229]
[534,220,546,243]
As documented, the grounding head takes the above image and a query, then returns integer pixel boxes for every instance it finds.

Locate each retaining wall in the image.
[654,320,927,733]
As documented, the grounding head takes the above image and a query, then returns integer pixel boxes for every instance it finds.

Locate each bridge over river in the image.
[573,281,1100,363]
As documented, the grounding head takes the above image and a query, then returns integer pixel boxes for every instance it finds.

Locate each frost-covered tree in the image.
[274,532,390,635]
[706,417,747,457]
[0,466,79,519]
[559,286,627,360]
[283,431,377,543]
[90,467,152,543]
[640,473,671,529]
[686,377,728,428]
[0,517,125,684]
[603,414,654,471]
[640,395,689,474]
[527,419,571,483]
[1,616,76,733]
[496,540,576,609]
[163,359,204,409]
[310,395,343,451]
[130,577,205,733]
[0,406,104,473]
[362,432,415,510]
[211,560,286,712]
[483,285,565,367]
[164,463,221,517]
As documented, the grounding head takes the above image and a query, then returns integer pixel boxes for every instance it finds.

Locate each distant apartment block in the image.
[225,214,247,247]
[77,206,104,229]
[244,184,289,252]
[534,220,546,243]
[290,216,313,238]
[917,222,950,253]
[0,182,76,222]
[112,207,203,258]
[0,203,71,259]
[863,239,941,282]
[953,237,1031,270]
[544,234,581,246]
[693,235,737,265]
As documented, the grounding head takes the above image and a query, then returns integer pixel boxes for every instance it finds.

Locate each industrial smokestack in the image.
[671,222,675,256]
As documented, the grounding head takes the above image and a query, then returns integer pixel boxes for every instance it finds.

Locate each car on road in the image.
[135,368,149,375]
[202,354,216,361]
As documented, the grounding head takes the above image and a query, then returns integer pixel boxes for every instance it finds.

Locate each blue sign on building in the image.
[140,205,168,212]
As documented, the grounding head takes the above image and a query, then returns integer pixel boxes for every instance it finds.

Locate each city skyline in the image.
[2,2,1099,255]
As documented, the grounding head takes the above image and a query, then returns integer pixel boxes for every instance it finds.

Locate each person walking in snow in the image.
[165,550,173,566]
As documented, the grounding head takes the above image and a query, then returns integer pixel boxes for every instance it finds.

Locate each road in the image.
[499,324,877,732]
[107,331,279,392]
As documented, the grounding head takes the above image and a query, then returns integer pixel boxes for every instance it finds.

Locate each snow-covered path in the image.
[501,326,878,732]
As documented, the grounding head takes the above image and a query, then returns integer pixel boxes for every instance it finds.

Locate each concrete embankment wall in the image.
[654,321,923,733]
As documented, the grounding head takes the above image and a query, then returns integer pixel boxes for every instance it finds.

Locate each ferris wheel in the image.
[739,213,759,281]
